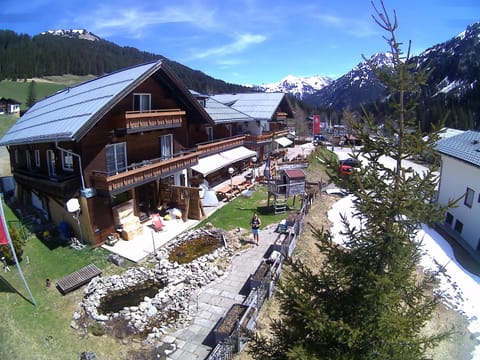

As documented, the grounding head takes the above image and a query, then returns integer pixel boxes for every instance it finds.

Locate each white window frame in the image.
[106,142,127,175]
[46,150,56,177]
[26,150,32,170]
[464,187,474,208]
[61,150,74,172]
[159,134,173,160]
[34,149,41,167]
[205,126,213,141]
[225,124,232,137]
[133,93,151,112]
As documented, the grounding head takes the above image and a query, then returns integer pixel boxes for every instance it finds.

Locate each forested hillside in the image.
[0,30,252,95]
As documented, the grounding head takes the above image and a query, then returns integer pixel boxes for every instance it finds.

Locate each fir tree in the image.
[248,2,454,359]
[26,80,37,108]
[0,226,24,264]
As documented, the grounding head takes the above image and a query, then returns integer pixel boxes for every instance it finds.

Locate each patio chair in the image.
[151,213,165,232]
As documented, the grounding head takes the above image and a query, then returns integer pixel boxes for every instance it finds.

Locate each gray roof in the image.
[204,97,253,123]
[211,92,287,121]
[436,130,480,167]
[0,61,165,146]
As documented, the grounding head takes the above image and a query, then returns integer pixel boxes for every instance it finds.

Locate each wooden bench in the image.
[56,263,102,295]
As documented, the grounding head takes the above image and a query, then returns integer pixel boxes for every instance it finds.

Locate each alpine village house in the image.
[0,60,293,246]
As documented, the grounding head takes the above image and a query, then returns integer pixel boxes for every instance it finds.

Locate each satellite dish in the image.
[66,198,80,213]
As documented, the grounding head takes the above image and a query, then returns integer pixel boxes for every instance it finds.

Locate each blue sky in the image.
[1,0,479,85]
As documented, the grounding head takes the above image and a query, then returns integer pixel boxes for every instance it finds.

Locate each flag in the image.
[313,115,321,135]
[0,196,37,307]
[0,214,8,245]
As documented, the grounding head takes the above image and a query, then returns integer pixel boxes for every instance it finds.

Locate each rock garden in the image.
[71,225,251,344]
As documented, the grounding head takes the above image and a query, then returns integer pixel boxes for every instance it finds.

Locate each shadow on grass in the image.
[0,275,35,305]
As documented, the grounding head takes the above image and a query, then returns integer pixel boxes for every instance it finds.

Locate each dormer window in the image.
[197,99,206,107]
[133,93,151,112]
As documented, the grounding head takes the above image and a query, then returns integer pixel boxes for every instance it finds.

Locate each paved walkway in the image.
[163,223,281,359]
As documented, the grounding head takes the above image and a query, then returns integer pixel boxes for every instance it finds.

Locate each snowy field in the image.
[328,147,480,359]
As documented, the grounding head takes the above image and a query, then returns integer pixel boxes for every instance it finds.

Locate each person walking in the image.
[250,212,261,245]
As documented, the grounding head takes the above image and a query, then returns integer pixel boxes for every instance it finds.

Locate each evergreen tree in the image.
[26,80,37,108]
[0,226,24,264]
[248,2,453,359]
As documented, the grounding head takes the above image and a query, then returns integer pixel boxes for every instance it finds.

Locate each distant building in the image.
[436,130,480,255]
[0,97,21,116]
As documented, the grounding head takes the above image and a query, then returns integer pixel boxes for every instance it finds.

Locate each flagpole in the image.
[0,195,37,308]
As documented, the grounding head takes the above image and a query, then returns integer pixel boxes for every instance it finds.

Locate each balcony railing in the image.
[121,109,185,133]
[196,135,245,157]
[273,129,290,138]
[244,132,274,144]
[13,169,80,198]
[243,128,290,145]
[90,152,198,194]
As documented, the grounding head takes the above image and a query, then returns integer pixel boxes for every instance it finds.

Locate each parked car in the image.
[340,157,360,167]
[339,164,353,176]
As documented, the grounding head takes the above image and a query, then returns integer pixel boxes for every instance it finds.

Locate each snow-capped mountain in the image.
[303,52,394,110]
[413,22,480,97]
[40,29,100,41]
[256,75,333,99]
[304,22,480,112]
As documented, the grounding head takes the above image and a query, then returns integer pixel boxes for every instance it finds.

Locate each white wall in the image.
[437,155,480,250]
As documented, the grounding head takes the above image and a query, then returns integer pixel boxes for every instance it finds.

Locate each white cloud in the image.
[194,33,267,59]
[76,3,217,38]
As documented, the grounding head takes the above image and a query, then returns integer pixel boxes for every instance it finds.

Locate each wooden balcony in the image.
[13,170,80,199]
[90,152,198,195]
[273,129,290,138]
[244,132,274,144]
[196,135,245,157]
[121,109,185,134]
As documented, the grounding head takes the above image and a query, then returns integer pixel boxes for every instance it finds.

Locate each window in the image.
[14,149,19,164]
[106,143,127,175]
[445,212,453,226]
[454,220,463,234]
[26,151,32,170]
[133,93,151,112]
[225,124,232,137]
[34,150,40,167]
[62,150,74,171]
[46,150,56,177]
[464,187,474,208]
[205,126,213,141]
[159,134,173,160]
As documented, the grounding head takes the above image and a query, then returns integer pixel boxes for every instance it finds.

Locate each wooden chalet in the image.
[0,97,21,116]
[210,93,294,162]
[0,61,294,246]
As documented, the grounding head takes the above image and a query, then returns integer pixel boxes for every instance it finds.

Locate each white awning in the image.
[274,136,293,147]
[220,146,257,162]
[191,146,257,176]
[191,154,231,176]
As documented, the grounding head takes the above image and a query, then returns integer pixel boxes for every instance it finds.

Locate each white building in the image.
[436,130,480,253]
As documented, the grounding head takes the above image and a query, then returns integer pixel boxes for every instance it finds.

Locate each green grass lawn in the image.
[0,80,66,111]
[197,185,303,231]
[0,202,133,359]
[0,147,330,359]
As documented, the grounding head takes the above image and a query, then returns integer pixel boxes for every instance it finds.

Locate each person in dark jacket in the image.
[250,212,261,245]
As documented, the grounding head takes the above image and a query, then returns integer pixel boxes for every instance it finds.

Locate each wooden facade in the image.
[3,62,294,246]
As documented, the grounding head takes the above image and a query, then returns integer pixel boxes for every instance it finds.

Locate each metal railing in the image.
[207,198,310,360]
